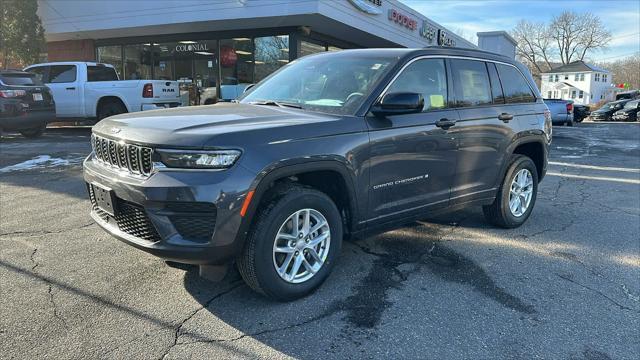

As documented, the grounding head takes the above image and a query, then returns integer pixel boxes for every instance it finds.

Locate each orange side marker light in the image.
[240,190,255,217]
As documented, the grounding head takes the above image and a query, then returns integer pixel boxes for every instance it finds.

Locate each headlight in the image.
[155,149,241,169]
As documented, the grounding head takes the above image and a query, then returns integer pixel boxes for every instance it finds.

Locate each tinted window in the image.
[450,59,491,107]
[487,62,505,104]
[49,65,77,83]
[27,66,48,83]
[386,58,448,111]
[496,64,536,103]
[87,66,119,81]
[0,73,41,85]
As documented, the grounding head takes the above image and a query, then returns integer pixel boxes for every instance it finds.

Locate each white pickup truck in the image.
[24,62,181,122]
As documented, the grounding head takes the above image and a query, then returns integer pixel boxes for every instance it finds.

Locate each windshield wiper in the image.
[249,100,303,109]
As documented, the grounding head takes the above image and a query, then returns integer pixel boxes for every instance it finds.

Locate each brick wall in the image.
[46,39,96,62]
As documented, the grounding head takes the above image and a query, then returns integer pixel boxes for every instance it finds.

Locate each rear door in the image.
[447,59,515,204]
[366,58,459,221]
[45,65,82,117]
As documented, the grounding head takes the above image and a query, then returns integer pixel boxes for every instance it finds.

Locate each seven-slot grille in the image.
[91,134,153,176]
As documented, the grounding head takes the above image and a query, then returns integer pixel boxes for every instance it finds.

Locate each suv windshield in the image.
[0,73,41,86]
[624,100,639,109]
[240,53,397,115]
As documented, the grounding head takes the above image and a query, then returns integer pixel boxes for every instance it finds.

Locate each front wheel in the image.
[237,184,342,301]
[483,155,539,228]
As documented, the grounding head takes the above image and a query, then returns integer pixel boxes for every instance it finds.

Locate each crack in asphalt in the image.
[30,248,38,271]
[158,282,244,360]
[47,284,70,329]
[556,273,638,312]
[0,222,95,238]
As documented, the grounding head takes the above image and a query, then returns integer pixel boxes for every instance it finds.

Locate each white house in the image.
[540,61,614,105]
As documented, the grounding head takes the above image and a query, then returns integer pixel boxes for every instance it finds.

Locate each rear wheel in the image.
[97,101,127,121]
[19,123,46,138]
[237,184,342,301]
[566,119,574,126]
[483,155,538,228]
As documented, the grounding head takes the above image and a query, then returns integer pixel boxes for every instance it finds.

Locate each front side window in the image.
[496,64,536,103]
[26,66,48,83]
[48,65,77,83]
[87,66,119,81]
[386,58,448,111]
[241,53,397,115]
[450,59,491,107]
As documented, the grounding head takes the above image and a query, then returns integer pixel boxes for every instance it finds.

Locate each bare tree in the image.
[512,20,555,74]
[597,54,640,89]
[550,11,611,64]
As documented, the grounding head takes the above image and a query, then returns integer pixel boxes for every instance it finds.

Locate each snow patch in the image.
[0,155,83,173]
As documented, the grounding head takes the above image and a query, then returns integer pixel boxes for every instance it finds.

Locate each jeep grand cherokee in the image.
[84,48,551,301]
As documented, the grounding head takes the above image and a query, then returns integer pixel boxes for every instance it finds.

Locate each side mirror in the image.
[371,92,424,116]
[243,84,255,93]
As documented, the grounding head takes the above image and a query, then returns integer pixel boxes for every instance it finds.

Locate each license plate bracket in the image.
[92,183,116,216]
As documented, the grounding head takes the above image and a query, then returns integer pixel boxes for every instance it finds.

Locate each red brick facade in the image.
[46,39,96,62]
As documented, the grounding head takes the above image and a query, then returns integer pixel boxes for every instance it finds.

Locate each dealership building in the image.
[38,0,515,100]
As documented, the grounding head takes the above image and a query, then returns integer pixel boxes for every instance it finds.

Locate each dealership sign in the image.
[348,0,382,15]
[175,43,209,52]
[420,21,456,47]
[388,8,417,30]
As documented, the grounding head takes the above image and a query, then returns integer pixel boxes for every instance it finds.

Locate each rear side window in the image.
[449,59,492,107]
[49,65,77,83]
[495,64,536,103]
[487,62,505,104]
[386,58,448,112]
[0,73,41,85]
[87,66,119,81]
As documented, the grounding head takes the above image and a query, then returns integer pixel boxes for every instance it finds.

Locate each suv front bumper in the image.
[83,155,257,265]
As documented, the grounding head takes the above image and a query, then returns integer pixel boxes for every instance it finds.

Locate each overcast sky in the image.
[404,0,640,63]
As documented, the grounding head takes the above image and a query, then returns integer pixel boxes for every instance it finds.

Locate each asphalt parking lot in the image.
[1,123,639,359]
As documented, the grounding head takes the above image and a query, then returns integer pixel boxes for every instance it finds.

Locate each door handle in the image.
[65,87,76,90]
[498,113,514,122]
[435,118,456,129]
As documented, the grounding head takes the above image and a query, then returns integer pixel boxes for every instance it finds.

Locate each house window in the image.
[553,90,558,98]
[547,91,552,98]
[579,91,584,99]
[571,90,577,99]
[595,73,600,81]
[564,74,569,80]
[580,73,585,81]
[574,74,579,81]
[603,74,608,82]
[554,74,559,82]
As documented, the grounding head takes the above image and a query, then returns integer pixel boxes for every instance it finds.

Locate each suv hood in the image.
[93,103,343,148]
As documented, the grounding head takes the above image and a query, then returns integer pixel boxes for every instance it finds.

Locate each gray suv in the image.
[84,48,551,300]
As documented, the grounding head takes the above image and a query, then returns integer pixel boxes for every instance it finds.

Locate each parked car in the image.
[199,80,254,104]
[24,62,181,123]
[612,99,639,122]
[543,98,574,126]
[590,99,630,121]
[573,104,590,123]
[84,48,550,300]
[615,90,639,101]
[0,70,55,138]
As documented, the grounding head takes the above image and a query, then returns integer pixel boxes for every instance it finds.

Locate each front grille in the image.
[88,184,160,242]
[91,134,153,176]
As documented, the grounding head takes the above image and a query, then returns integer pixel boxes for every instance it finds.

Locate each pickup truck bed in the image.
[543,99,574,126]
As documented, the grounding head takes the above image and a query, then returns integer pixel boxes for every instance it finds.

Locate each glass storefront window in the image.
[153,42,175,80]
[219,38,254,85]
[123,44,152,80]
[254,35,289,83]
[96,46,123,78]
[300,41,325,58]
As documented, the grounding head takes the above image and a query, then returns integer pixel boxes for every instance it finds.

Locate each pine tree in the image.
[0,0,46,69]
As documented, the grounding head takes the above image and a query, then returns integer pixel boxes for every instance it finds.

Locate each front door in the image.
[46,64,82,117]
[366,58,458,222]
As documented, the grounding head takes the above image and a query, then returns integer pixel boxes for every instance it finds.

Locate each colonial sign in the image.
[387,8,417,31]
[348,0,382,15]
[175,43,209,52]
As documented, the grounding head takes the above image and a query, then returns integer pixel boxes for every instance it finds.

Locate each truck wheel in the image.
[483,155,538,228]
[19,123,46,138]
[98,101,127,121]
[566,119,574,126]
[237,184,342,301]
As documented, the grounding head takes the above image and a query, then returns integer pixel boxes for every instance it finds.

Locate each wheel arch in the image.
[507,137,548,181]
[96,95,129,117]
[235,160,361,245]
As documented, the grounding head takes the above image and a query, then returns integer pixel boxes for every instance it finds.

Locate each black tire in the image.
[567,119,574,126]
[483,155,539,228]
[97,101,127,121]
[237,184,342,301]
[19,123,46,138]
[203,98,217,105]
